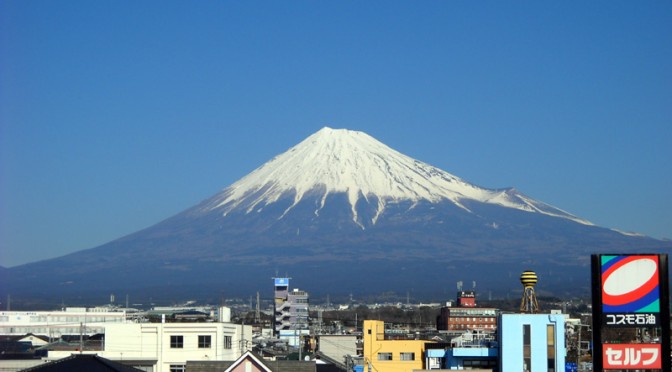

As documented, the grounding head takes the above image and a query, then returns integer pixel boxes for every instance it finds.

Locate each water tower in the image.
[519,270,540,313]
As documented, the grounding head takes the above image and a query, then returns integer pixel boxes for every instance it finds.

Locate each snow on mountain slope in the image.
[206,127,592,227]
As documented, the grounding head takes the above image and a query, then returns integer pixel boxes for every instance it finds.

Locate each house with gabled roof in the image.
[20,353,144,371]
[186,350,336,372]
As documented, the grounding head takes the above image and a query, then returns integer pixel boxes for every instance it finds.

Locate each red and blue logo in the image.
[601,255,660,313]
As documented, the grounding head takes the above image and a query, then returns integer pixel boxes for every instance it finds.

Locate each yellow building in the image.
[363,320,433,372]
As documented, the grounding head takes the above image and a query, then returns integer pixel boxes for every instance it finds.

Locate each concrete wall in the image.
[318,335,357,363]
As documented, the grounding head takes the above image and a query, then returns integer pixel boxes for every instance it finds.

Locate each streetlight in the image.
[576,323,591,372]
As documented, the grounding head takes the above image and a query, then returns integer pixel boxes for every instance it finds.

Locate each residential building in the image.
[273,278,309,346]
[1,307,252,372]
[362,320,432,372]
[186,350,340,372]
[21,354,144,372]
[46,315,253,372]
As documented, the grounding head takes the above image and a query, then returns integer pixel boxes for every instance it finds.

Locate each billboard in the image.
[274,277,289,286]
[600,255,661,327]
[592,254,670,371]
[602,344,661,369]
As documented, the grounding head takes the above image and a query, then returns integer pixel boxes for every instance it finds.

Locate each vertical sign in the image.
[592,254,670,371]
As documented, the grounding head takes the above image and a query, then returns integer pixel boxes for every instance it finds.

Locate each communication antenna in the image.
[457,281,463,291]
[472,281,477,290]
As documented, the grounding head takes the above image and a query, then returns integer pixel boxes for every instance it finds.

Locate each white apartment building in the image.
[47,320,253,372]
[0,308,253,372]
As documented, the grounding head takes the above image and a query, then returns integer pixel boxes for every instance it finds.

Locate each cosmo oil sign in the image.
[592,254,670,371]
[601,255,661,327]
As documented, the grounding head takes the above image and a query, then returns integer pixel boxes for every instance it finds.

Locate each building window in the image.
[377,352,393,361]
[523,324,531,372]
[224,335,232,349]
[547,324,556,372]
[169,365,185,372]
[400,352,415,361]
[198,335,211,348]
[170,335,183,349]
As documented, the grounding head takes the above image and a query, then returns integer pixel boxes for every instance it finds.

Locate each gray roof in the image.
[20,353,144,372]
[186,352,317,372]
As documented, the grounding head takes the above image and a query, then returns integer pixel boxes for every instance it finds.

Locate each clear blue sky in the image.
[1,1,670,267]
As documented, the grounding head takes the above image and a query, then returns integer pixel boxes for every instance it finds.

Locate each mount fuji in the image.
[2,127,670,305]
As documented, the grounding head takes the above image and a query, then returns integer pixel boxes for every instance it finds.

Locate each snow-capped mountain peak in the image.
[206,127,592,226]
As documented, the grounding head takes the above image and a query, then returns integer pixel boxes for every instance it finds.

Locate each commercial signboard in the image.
[600,255,661,327]
[274,277,289,286]
[592,254,670,371]
[602,343,662,369]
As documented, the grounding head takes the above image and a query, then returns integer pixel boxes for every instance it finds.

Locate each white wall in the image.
[48,321,253,372]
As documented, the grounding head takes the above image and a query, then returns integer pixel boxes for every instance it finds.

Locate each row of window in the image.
[449,324,496,329]
[451,317,496,322]
[377,352,415,361]
[448,310,497,316]
[169,335,232,349]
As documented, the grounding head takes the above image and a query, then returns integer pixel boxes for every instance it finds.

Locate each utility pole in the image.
[79,323,83,354]
[255,292,261,324]
[298,331,302,361]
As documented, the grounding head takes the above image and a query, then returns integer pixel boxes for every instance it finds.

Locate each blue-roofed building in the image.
[424,329,499,370]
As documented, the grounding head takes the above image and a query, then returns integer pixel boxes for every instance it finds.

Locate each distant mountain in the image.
[1,127,670,306]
